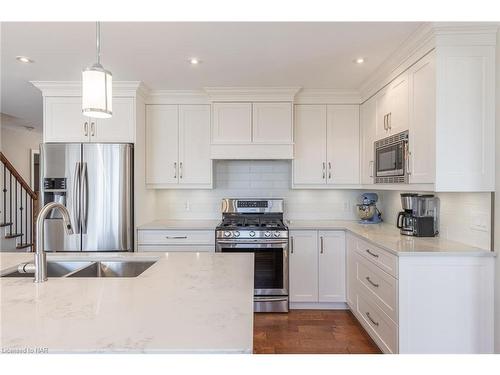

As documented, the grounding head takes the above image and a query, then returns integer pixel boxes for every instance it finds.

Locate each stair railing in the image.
[0,152,38,251]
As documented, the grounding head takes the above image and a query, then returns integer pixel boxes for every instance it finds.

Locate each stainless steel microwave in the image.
[374,130,409,184]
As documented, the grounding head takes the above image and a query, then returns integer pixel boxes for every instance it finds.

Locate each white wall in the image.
[0,125,42,184]
[378,191,492,250]
[155,160,362,221]
[494,28,500,354]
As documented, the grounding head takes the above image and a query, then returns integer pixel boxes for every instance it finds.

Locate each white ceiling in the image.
[1,22,422,129]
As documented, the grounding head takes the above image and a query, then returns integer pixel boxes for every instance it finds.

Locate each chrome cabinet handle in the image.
[383,114,387,131]
[83,122,89,137]
[388,112,392,130]
[366,312,379,326]
[290,236,294,254]
[322,162,326,179]
[328,162,332,179]
[369,161,374,178]
[173,162,177,179]
[366,276,379,288]
[320,236,324,254]
[365,249,379,258]
[165,236,187,239]
[90,122,95,137]
[179,162,183,179]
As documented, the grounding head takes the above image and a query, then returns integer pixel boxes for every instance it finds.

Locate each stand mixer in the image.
[356,193,382,224]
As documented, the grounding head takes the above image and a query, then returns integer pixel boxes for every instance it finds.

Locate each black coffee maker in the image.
[397,193,439,237]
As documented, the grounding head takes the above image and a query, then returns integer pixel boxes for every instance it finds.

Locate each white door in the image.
[409,52,436,184]
[375,88,390,139]
[44,97,89,142]
[318,231,346,302]
[293,105,327,186]
[289,230,318,302]
[387,72,410,134]
[252,102,293,143]
[360,98,377,184]
[178,105,212,186]
[211,103,252,144]
[145,105,179,185]
[326,105,360,185]
[92,97,135,143]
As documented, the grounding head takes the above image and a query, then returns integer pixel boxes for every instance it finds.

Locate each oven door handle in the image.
[254,296,289,302]
[216,239,289,245]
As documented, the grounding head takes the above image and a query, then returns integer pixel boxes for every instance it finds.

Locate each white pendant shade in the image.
[82,64,112,118]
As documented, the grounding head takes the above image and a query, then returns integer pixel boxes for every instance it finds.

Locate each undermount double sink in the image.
[2,260,156,278]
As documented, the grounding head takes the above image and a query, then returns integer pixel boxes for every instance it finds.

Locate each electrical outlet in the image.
[185,200,190,211]
[343,201,350,212]
[470,213,488,232]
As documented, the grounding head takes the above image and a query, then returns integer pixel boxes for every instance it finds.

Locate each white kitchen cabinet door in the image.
[145,105,179,185]
[93,97,135,143]
[44,97,90,142]
[211,103,252,144]
[293,105,327,185]
[252,102,293,144]
[326,105,360,185]
[318,231,346,303]
[375,88,390,139]
[409,52,436,184]
[289,230,319,302]
[387,72,410,135]
[346,234,357,309]
[360,98,376,184]
[178,105,212,186]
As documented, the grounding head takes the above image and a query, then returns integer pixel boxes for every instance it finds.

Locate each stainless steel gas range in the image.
[215,198,289,313]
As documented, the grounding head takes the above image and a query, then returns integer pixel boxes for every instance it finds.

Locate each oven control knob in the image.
[234,231,240,237]
[274,231,281,237]
[249,231,256,237]
[224,231,232,237]
[264,231,271,237]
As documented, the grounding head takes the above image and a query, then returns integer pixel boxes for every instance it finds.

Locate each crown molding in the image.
[294,89,360,104]
[146,90,210,105]
[433,22,498,46]
[30,81,146,98]
[204,87,301,102]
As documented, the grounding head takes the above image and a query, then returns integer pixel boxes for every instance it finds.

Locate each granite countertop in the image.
[0,252,254,353]
[137,219,220,230]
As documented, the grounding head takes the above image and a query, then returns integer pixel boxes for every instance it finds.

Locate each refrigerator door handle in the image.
[72,162,81,234]
[81,162,89,234]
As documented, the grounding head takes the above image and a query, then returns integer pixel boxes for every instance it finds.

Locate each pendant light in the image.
[82,22,112,118]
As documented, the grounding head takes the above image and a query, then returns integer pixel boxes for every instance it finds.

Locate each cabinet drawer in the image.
[357,291,398,354]
[137,245,214,252]
[138,230,215,245]
[355,238,398,278]
[356,253,397,323]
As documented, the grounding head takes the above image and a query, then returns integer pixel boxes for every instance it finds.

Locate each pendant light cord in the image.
[96,21,101,65]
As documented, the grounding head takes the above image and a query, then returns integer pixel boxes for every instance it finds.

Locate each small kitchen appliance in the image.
[215,198,289,313]
[374,130,409,184]
[356,193,382,224]
[397,193,439,237]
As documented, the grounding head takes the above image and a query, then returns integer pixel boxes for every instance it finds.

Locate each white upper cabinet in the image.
[211,103,252,144]
[252,102,293,144]
[293,105,327,186]
[289,230,319,303]
[360,97,376,185]
[178,105,212,185]
[408,52,436,184]
[146,105,179,185]
[91,97,135,143]
[375,72,409,139]
[293,104,360,188]
[318,231,346,303]
[146,104,212,189]
[44,97,91,142]
[326,105,360,185]
[44,96,135,143]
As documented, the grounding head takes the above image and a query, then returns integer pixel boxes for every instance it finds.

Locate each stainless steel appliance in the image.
[40,143,133,252]
[397,193,439,237]
[374,130,409,184]
[215,198,289,313]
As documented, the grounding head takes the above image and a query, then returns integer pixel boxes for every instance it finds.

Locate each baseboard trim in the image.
[290,302,348,310]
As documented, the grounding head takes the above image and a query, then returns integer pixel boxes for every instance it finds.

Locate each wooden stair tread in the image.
[4,233,23,239]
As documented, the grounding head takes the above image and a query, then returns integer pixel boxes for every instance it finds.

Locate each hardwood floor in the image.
[253,310,381,354]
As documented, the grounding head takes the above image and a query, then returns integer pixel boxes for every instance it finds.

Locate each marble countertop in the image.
[286,220,494,257]
[138,219,220,230]
[0,252,254,353]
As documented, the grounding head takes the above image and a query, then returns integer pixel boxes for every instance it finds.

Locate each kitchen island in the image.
[0,252,254,353]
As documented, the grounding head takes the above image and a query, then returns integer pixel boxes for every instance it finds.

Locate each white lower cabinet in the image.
[137,229,215,252]
[289,230,346,304]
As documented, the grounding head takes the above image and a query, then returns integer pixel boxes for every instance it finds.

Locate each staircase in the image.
[0,152,38,252]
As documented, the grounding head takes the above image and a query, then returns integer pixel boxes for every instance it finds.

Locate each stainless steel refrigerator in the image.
[40,143,133,252]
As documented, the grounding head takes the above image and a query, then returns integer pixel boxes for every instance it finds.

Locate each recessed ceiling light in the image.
[355,58,365,64]
[189,58,201,65]
[16,56,34,64]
